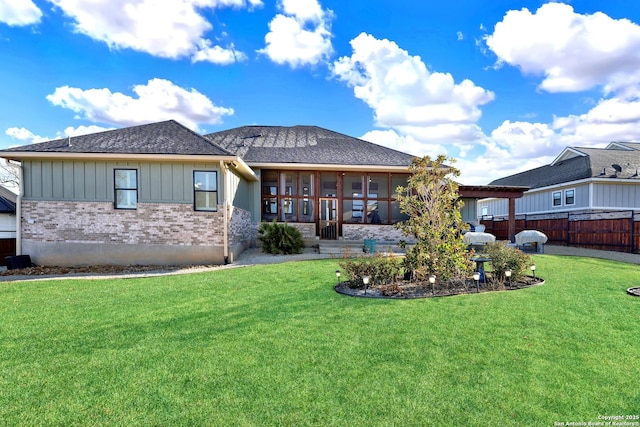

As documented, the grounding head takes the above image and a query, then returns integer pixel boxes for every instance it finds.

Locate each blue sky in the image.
[1,0,640,184]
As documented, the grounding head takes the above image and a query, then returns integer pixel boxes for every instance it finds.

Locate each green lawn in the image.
[1,255,639,426]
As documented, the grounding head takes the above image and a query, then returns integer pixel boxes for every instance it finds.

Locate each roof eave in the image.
[246,162,411,172]
[0,152,259,182]
[0,151,237,162]
[550,147,588,166]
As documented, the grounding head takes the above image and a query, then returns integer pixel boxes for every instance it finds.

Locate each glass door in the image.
[318,198,339,240]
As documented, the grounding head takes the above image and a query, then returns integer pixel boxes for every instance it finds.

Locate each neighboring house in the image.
[0,120,524,266]
[479,142,640,221]
[0,185,17,264]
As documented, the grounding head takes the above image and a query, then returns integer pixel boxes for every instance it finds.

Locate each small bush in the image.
[258,221,304,255]
[484,242,532,281]
[339,254,403,289]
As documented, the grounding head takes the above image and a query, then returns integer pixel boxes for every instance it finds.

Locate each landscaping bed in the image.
[0,264,217,277]
[335,274,544,298]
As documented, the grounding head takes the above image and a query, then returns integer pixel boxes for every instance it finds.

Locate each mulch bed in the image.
[335,275,544,299]
[0,264,218,277]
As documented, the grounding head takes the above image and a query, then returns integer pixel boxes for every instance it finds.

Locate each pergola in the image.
[458,185,529,243]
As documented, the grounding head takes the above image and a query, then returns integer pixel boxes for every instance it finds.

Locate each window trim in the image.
[114,168,138,210]
[564,188,575,206]
[193,170,218,212]
[552,191,562,207]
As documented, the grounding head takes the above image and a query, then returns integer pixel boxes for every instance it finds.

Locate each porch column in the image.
[508,197,516,243]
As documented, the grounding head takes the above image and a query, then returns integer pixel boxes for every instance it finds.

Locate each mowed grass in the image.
[1,255,639,426]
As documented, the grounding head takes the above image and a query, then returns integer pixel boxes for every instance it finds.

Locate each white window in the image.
[114,169,137,209]
[552,191,562,207]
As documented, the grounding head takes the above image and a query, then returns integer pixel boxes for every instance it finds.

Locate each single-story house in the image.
[479,142,640,220]
[0,120,525,266]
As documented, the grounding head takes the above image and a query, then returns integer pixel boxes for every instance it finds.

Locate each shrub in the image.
[339,254,403,289]
[484,242,532,281]
[395,155,474,280]
[257,221,304,255]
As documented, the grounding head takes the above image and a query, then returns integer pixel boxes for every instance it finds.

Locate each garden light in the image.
[362,275,370,295]
[530,264,536,279]
[473,271,480,293]
[429,275,436,294]
[505,269,512,288]
[335,270,341,285]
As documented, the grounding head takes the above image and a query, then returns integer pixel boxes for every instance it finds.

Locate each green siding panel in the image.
[22,160,232,208]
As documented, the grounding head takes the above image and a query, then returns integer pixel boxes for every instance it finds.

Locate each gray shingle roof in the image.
[491,146,640,189]
[0,120,234,156]
[204,125,416,166]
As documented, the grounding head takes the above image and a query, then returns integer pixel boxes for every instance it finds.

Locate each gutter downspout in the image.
[7,161,23,255]
[220,160,229,264]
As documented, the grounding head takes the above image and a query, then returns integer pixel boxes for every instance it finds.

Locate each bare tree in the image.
[0,160,20,189]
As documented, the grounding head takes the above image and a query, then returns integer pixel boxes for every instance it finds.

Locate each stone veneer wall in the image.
[229,206,253,246]
[20,200,252,266]
[287,223,317,240]
[342,224,414,243]
[248,222,413,244]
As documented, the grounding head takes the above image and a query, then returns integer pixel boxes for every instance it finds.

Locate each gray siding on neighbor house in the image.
[479,182,591,218]
[460,198,477,223]
[478,197,508,218]
[592,182,640,209]
[23,160,224,204]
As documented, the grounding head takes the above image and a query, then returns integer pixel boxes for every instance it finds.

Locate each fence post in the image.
[566,212,571,246]
[631,211,635,254]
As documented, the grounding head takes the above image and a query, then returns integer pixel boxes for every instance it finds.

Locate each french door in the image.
[318,198,339,240]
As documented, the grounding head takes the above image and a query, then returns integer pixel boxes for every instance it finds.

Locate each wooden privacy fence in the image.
[480,211,640,254]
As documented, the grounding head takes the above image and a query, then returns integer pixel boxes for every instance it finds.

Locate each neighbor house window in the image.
[194,171,218,211]
[552,191,562,207]
[114,169,137,209]
[565,189,575,205]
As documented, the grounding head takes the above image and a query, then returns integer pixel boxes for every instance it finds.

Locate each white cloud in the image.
[192,40,247,65]
[258,0,333,67]
[46,78,234,131]
[0,0,42,26]
[485,2,640,94]
[5,127,48,143]
[332,32,494,155]
[4,124,115,146]
[47,0,259,63]
[61,125,114,137]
